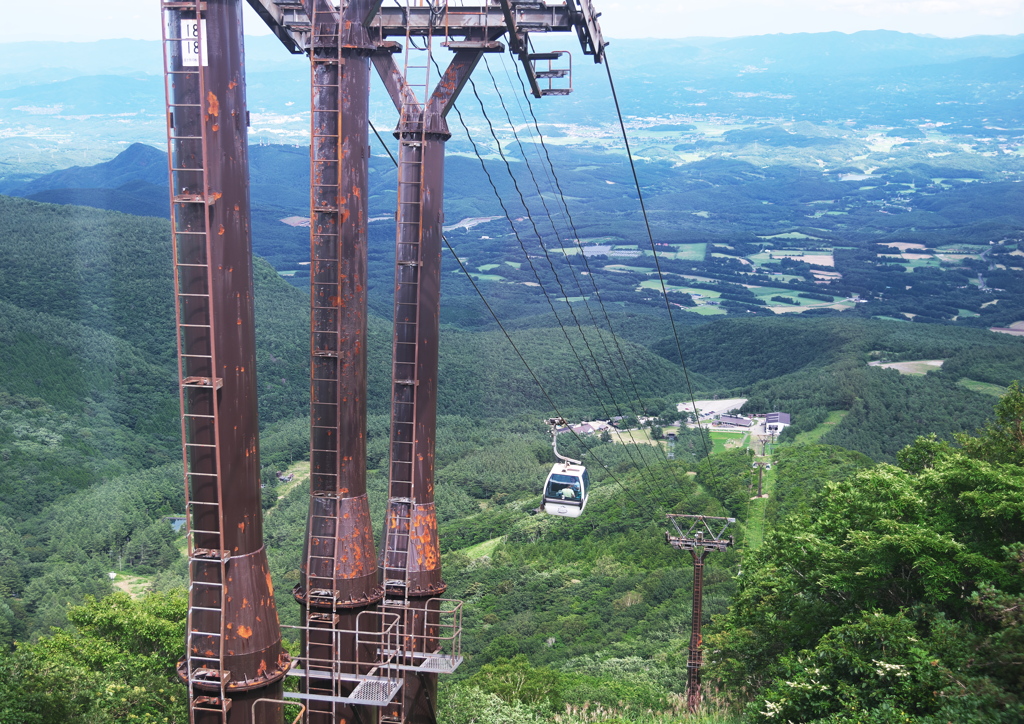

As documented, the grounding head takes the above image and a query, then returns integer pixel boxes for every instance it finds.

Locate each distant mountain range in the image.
[13,142,167,196]
[3,31,1022,80]
[1,29,1022,179]
[602,30,1024,77]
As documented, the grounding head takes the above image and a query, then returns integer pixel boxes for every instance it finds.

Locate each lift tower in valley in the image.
[665,515,735,714]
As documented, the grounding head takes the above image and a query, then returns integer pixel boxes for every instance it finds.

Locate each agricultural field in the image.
[868,359,945,375]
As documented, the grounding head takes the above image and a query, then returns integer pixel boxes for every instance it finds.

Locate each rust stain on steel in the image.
[403,503,445,595]
[206,91,220,117]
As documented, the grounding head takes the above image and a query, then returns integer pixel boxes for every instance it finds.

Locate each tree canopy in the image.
[707,384,1024,723]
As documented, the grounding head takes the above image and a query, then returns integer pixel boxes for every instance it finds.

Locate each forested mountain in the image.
[0,195,710,641]
[0,189,1020,722]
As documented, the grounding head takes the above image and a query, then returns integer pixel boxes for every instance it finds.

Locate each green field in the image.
[689,305,728,315]
[665,243,707,261]
[751,286,808,303]
[462,536,504,559]
[640,281,729,302]
[870,359,945,375]
[792,410,849,445]
[609,265,655,273]
[709,430,747,454]
[958,378,1008,397]
[758,232,824,240]
[609,428,659,445]
[873,314,911,322]
[743,467,776,551]
[900,257,942,270]
[469,273,504,281]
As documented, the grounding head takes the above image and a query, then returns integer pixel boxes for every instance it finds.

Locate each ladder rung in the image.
[307,613,340,624]
[192,548,231,560]
[182,376,223,389]
[173,194,212,204]
[193,697,232,713]
[189,669,231,682]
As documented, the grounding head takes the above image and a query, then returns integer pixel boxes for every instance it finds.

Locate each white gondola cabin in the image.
[542,417,590,517]
[543,462,590,517]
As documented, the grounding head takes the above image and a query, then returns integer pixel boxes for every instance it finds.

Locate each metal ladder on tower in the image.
[380,7,436,723]
[306,3,344,718]
[161,1,231,720]
[381,0,435,609]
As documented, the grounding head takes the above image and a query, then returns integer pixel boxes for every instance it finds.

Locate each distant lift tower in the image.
[160,2,290,723]
[665,515,735,713]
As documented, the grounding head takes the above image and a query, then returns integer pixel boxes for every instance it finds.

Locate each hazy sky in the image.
[3,0,1023,43]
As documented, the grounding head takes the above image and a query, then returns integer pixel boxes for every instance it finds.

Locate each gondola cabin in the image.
[543,462,590,517]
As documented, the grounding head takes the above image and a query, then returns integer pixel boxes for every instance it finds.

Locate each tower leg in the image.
[298,2,383,722]
[687,550,707,713]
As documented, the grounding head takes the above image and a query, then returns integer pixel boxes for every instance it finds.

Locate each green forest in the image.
[0,182,1023,724]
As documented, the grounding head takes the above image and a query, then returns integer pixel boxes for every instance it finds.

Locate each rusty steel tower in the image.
[163,1,607,722]
[161,1,291,722]
[665,515,735,713]
[292,1,392,723]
